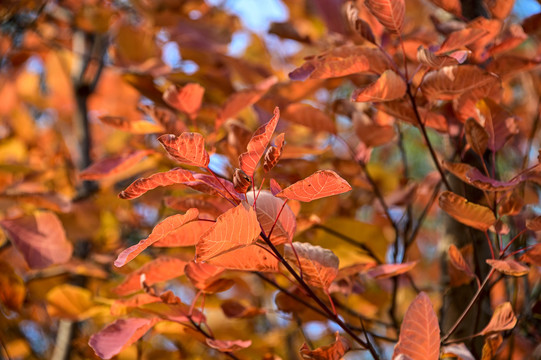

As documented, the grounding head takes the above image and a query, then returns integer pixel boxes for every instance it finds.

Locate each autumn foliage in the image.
[1,0,541,359]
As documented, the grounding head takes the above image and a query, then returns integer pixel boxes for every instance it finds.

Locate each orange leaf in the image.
[421,65,499,101]
[364,0,405,34]
[195,202,261,261]
[366,261,418,279]
[519,243,541,266]
[438,191,496,231]
[480,302,517,335]
[448,244,474,279]
[207,245,280,272]
[164,195,232,218]
[247,190,296,244]
[428,0,462,17]
[486,259,529,277]
[239,107,280,177]
[221,299,266,319]
[284,242,339,290]
[98,115,165,134]
[158,132,210,167]
[289,46,391,81]
[300,332,351,360]
[139,104,188,136]
[119,168,196,199]
[379,100,448,132]
[263,133,286,173]
[89,317,160,359]
[465,118,489,157]
[354,122,395,147]
[283,103,336,133]
[0,261,25,311]
[79,150,153,180]
[163,83,204,120]
[437,28,488,54]
[114,257,187,296]
[206,339,251,353]
[481,334,503,360]
[417,47,469,68]
[114,209,199,267]
[46,284,94,320]
[0,211,72,269]
[185,261,233,294]
[352,70,406,102]
[393,292,440,360]
[525,216,541,231]
[277,170,352,202]
[152,221,214,247]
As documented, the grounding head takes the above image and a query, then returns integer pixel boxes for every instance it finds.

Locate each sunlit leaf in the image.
[284,242,339,290]
[98,115,165,134]
[352,70,406,102]
[441,343,475,360]
[247,190,296,244]
[207,245,280,272]
[46,284,95,320]
[486,259,529,277]
[393,292,440,360]
[0,211,73,269]
[364,0,405,34]
[114,209,199,267]
[206,339,251,352]
[480,302,517,335]
[277,170,352,202]
[164,195,232,218]
[185,261,233,294]
[437,28,488,54]
[114,257,187,296]
[300,332,351,360]
[119,168,196,199]
[438,191,496,231]
[239,107,280,177]
[283,103,336,133]
[263,133,285,172]
[153,221,214,247]
[196,202,260,261]
[89,317,159,359]
[270,178,282,196]
[79,150,153,180]
[427,0,462,17]
[158,132,210,167]
[417,47,469,68]
[289,46,391,81]
[163,83,204,121]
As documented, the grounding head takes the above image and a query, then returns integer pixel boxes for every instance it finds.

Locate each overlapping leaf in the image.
[364,0,405,34]
[247,190,296,244]
[158,132,210,167]
[119,168,196,199]
[0,212,72,269]
[185,261,233,294]
[152,221,214,247]
[263,133,285,172]
[79,150,153,180]
[465,118,489,157]
[195,202,260,262]
[438,191,496,231]
[480,302,517,335]
[239,107,280,177]
[114,209,199,267]
[437,28,488,54]
[162,83,204,121]
[289,46,391,81]
[114,257,187,296]
[300,332,351,360]
[89,317,160,360]
[207,245,280,272]
[284,242,339,290]
[379,100,448,132]
[393,292,440,360]
[277,170,352,202]
[352,70,406,102]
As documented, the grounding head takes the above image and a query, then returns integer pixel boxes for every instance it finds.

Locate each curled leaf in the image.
[247,190,296,244]
[119,168,196,199]
[79,150,153,180]
[263,133,285,172]
[158,132,210,167]
[300,332,351,360]
[448,244,474,279]
[284,242,339,290]
[480,302,517,335]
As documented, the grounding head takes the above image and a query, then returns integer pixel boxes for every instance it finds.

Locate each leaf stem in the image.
[205,166,240,206]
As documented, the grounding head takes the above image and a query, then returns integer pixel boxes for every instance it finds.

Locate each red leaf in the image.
[195,202,261,261]
[352,70,406,102]
[114,257,187,296]
[393,292,440,360]
[207,245,280,272]
[486,259,529,277]
[89,317,159,359]
[438,191,496,231]
[79,150,153,180]
[188,173,244,200]
[284,242,339,290]
[206,339,252,352]
[283,103,336,133]
[247,190,296,244]
[239,107,280,177]
[277,170,352,202]
[364,0,405,34]
[119,168,196,200]
[158,132,210,167]
[289,46,391,81]
[466,168,523,192]
[163,83,204,121]
[98,115,165,134]
[0,212,72,269]
[114,209,199,267]
[153,220,214,247]
[300,332,351,360]
[270,178,283,196]
[480,302,517,335]
[366,261,418,279]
